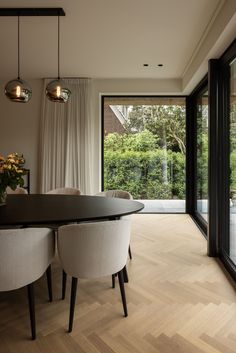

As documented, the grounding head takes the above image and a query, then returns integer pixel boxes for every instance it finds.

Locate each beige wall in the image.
[0,79,43,193]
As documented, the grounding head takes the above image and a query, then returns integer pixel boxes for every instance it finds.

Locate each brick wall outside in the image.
[104,105,125,136]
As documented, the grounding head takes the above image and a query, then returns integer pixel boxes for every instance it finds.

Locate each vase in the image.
[0,190,7,206]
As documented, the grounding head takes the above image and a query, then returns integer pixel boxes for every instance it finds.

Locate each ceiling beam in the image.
[0,8,65,16]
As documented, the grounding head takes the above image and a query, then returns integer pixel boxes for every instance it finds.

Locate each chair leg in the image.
[27,283,36,340]
[118,270,128,317]
[46,265,53,302]
[128,245,132,260]
[112,274,116,288]
[123,265,129,283]
[68,277,78,333]
[62,270,67,300]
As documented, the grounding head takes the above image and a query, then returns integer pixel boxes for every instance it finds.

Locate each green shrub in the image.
[104,149,185,199]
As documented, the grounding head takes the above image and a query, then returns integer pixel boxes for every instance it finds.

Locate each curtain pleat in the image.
[39,78,93,194]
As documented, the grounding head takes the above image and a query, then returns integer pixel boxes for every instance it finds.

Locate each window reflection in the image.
[196,89,208,222]
[230,58,236,264]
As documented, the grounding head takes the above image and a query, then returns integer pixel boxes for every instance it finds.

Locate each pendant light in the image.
[5,16,32,103]
[46,15,71,103]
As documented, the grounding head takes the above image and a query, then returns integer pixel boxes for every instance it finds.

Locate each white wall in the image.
[0,79,43,193]
[182,0,236,93]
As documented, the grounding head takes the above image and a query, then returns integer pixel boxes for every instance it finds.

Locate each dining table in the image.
[0,194,144,226]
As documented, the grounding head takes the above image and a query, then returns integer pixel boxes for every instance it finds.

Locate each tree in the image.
[124,105,186,154]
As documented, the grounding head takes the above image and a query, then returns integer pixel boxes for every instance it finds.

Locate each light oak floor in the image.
[0,214,236,353]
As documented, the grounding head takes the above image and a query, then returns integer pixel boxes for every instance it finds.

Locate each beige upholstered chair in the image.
[96,190,132,200]
[96,189,133,260]
[0,228,55,339]
[45,187,81,229]
[58,219,131,332]
[6,186,28,194]
[46,187,81,195]
[46,187,82,297]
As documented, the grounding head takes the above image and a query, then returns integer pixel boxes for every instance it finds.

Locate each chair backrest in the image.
[96,190,133,200]
[0,228,55,291]
[46,187,81,195]
[6,186,28,194]
[58,219,131,279]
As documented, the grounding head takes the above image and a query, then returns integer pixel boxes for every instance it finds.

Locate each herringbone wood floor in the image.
[0,214,236,353]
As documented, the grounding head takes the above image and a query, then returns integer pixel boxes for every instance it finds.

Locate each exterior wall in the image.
[104,104,125,135]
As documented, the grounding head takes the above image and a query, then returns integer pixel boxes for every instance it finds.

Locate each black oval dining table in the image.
[0,194,144,226]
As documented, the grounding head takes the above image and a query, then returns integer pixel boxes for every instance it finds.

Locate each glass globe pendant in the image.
[5,78,32,102]
[46,79,70,103]
[46,16,71,103]
[5,16,32,103]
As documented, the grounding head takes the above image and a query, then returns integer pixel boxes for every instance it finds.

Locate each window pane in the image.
[196,89,208,222]
[103,97,186,213]
[230,58,236,264]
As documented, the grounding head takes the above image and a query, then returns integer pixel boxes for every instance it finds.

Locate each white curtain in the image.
[39,78,94,194]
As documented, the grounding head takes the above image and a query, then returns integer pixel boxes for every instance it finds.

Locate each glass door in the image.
[196,89,209,224]
[229,58,236,265]
[219,40,236,280]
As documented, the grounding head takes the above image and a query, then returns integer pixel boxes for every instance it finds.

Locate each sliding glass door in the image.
[229,58,236,265]
[196,89,209,223]
[189,79,208,234]
[217,40,236,279]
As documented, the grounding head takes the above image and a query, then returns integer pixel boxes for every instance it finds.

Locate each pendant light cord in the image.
[17,15,20,79]
[58,15,60,79]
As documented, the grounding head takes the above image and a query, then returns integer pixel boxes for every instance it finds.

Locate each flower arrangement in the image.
[0,153,27,204]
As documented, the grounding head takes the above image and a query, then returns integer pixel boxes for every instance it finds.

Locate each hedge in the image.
[104,149,186,199]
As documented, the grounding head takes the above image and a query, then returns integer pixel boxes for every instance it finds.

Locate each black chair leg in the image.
[123,265,129,283]
[27,283,36,340]
[68,277,78,333]
[62,270,67,300]
[118,270,128,317]
[112,274,116,288]
[46,265,53,302]
[128,245,132,260]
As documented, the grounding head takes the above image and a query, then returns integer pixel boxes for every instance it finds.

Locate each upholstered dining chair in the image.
[0,227,55,339]
[57,219,131,332]
[96,189,132,200]
[46,187,81,195]
[6,186,28,194]
[96,190,133,260]
[46,187,82,299]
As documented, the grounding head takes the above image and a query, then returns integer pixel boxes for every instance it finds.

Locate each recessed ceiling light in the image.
[143,64,149,67]
[158,64,163,67]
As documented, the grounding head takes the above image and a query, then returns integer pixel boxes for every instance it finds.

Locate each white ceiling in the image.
[0,0,234,84]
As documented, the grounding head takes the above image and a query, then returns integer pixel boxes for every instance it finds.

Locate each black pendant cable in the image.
[45,14,71,103]
[5,15,32,102]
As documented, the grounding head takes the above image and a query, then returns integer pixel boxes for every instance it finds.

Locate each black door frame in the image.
[187,76,208,236]
[217,39,236,280]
